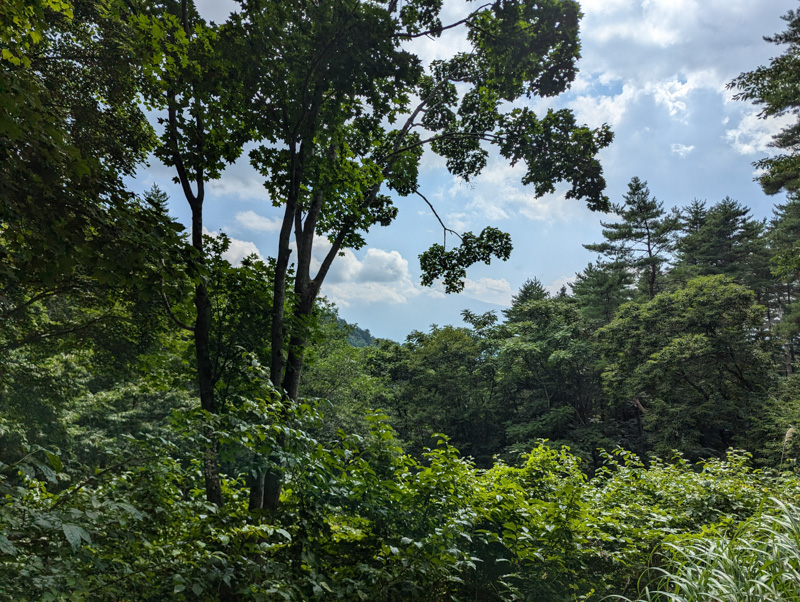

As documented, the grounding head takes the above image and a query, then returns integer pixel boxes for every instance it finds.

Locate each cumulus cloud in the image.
[577,0,788,105]
[202,227,263,264]
[725,110,790,156]
[649,78,692,118]
[546,275,575,296]
[446,212,470,232]
[207,171,265,201]
[304,237,428,307]
[235,210,282,233]
[444,156,588,225]
[570,83,641,127]
[461,277,513,306]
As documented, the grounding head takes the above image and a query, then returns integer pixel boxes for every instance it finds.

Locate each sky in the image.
[131,0,797,341]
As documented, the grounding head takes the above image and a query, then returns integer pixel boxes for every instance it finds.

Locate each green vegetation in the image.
[3,0,800,600]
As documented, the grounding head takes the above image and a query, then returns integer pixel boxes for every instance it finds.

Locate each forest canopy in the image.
[2,1,800,600]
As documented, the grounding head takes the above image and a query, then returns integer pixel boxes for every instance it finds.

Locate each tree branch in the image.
[395,4,492,40]
[413,187,462,247]
[160,289,195,332]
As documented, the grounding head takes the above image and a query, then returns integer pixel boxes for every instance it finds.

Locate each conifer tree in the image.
[584,177,678,300]
[768,195,800,373]
[674,198,772,304]
[571,261,633,327]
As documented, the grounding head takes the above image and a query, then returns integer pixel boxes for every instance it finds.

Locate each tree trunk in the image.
[247,467,265,511]
[191,203,223,506]
[648,263,656,300]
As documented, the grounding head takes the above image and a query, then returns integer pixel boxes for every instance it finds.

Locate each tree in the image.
[370,321,504,465]
[598,276,775,459]
[767,194,800,373]
[502,278,549,322]
[133,0,252,505]
[1,0,161,318]
[497,291,609,465]
[584,176,678,300]
[233,0,613,404]
[0,2,184,465]
[673,197,772,304]
[729,6,800,195]
[225,0,614,509]
[570,261,633,327]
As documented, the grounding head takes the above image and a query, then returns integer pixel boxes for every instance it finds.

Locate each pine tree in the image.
[768,195,800,373]
[571,261,633,327]
[584,177,679,299]
[503,278,549,323]
[674,198,771,301]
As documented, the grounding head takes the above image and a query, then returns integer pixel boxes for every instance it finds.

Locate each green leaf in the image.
[45,450,63,473]
[0,534,17,556]
[62,524,91,550]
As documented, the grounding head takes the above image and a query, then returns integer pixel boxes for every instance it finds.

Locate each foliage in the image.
[672,198,770,300]
[584,177,678,300]
[598,276,776,460]
[623,499,800,602]
[729,6,800,195]
[3,399,799,600]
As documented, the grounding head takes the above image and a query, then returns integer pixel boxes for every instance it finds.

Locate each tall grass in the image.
[616,499,800,601]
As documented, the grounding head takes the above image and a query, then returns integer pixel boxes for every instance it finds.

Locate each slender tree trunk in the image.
[190,201,223,506]
[648,263,656,300]
[247,468,265,511]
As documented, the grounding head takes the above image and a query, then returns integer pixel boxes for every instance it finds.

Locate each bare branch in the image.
[414,188,462,248]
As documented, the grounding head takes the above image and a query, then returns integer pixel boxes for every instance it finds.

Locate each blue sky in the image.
[132,0,796,341]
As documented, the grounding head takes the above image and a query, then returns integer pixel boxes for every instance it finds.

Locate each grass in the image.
[614,499,800,602]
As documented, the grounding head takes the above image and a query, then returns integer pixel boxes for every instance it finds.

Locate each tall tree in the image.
[768,195,800,373]
[0,1,182,470]
[673,197,771,303]
[570,261,633,327]
[584,176,678,300]
[235,0,614,403]
[134,0,251,505]
[1,0,159,311]
[497,291,608,464]
[502,277,549,322]
[598,276,775,459]
[729,5,800,195]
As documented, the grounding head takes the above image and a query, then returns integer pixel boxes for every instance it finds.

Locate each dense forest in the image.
[4,0,800,600]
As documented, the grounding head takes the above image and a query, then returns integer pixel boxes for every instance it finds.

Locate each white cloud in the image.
[446,212,470,231]
[305,237,428,307]
[207,174,265,201]
[671,143,695,157]
[445,156,587,225]
[545,275,574,296]
[461,277,513,306]
[205,144,267,201]
[570,83,641,126]
[725,110,790,156]
[648,78,691,118]
[202,227,263,264]
[235,210,282,233]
